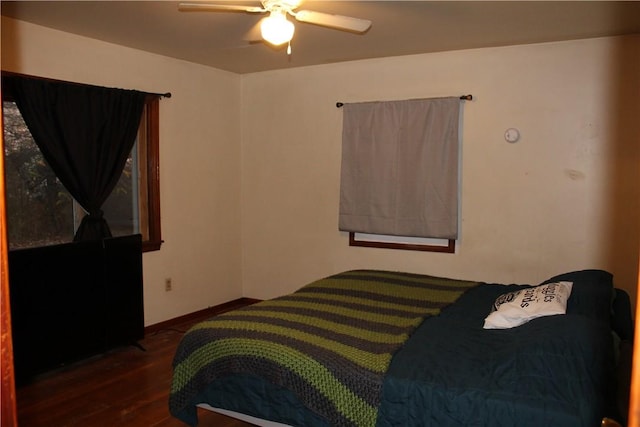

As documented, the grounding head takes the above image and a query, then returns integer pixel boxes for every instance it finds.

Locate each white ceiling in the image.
[2,1,640,74]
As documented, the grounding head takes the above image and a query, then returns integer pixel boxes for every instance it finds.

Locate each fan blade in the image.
[294,10,371,33]
[178,2,265,13]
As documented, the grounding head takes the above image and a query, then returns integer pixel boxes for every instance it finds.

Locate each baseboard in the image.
[144,297,261,335]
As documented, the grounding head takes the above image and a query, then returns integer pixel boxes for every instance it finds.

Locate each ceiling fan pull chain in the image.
[287,41,292,55]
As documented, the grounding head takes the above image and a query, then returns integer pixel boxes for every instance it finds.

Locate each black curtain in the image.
[6,77,146,241]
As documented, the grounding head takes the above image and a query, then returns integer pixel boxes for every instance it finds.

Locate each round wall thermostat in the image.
[504,128,520,143]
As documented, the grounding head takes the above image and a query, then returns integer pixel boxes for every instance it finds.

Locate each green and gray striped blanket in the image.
[170,270,479,426]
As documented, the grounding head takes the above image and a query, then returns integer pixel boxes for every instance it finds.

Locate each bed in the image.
[169,269,629,426]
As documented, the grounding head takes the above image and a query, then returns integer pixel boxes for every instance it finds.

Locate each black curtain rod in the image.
[336,94,472,108]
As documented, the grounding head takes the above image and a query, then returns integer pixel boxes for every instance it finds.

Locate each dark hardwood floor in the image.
[15,310,255,427]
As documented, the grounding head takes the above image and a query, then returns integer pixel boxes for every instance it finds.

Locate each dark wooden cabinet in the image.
[8,234,144,385]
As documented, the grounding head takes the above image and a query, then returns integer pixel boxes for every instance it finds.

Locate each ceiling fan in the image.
[178,0,372,54]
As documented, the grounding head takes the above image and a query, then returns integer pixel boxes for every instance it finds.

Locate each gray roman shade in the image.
[339,96,461,239]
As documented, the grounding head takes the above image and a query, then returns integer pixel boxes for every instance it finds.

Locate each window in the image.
[2,78,162,252]
[339,97,464,253]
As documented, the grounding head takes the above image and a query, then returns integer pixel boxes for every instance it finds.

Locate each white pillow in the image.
[483,281,573,329]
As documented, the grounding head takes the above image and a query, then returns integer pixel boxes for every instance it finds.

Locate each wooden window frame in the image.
[349,232,456,253]
[140,95,163,252]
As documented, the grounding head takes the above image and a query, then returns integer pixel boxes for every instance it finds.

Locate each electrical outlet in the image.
[165,278,172,292]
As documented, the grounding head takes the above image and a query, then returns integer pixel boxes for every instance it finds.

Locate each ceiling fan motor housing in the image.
[262,0,302,14]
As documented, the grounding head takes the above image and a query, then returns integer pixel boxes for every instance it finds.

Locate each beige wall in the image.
[3,16,639,323]
[1,17,244,325]
[240,35,640,305]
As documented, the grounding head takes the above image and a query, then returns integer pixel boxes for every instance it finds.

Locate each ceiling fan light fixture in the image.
[261,11,295,46]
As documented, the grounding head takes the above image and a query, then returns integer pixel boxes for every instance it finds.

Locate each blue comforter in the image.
[377,276,617,426]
